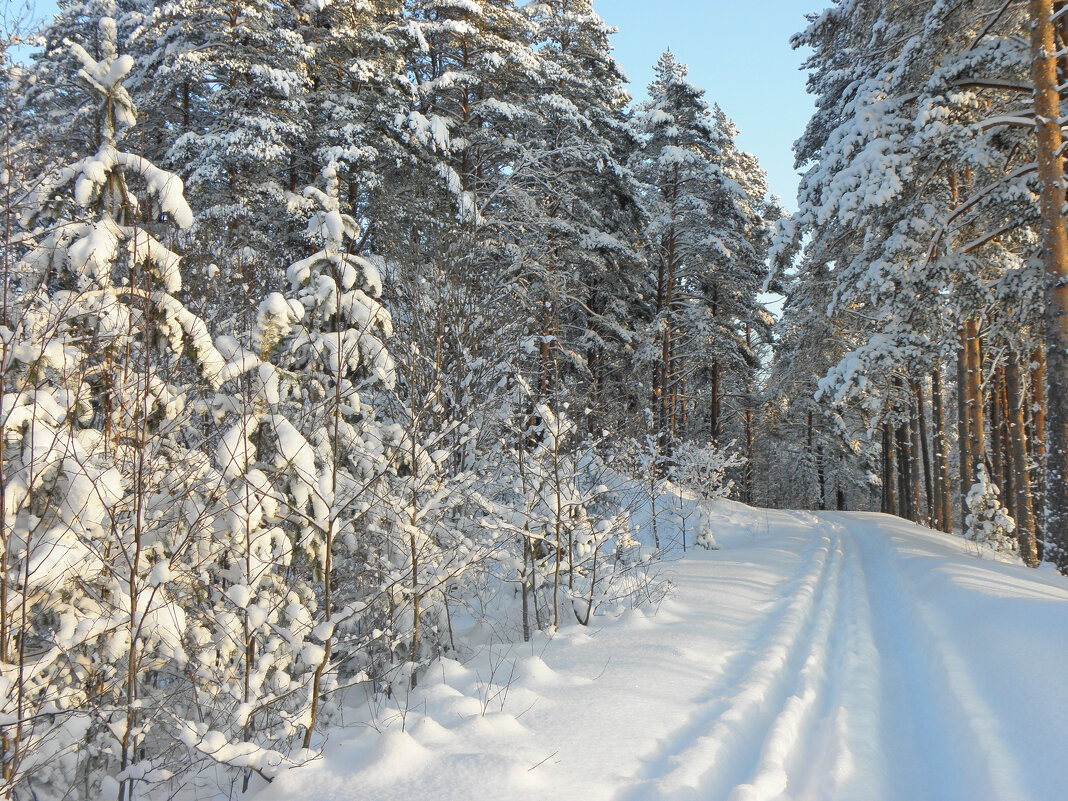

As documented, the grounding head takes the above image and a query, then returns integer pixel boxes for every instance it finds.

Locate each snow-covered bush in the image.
[670,440,743,501]
[377,395,497,687]
[669,441,743,549]
[505,393,637,634]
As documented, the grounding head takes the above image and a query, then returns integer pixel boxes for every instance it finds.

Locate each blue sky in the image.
[598,0,823,211]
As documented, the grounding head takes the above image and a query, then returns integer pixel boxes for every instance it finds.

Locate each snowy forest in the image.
[1,0,1068,799]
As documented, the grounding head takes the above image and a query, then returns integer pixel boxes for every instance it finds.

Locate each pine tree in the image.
[1028,0,1068,571]
[522,0,643,422]
[303,0,419,246]
[690,105,775,462]
[965,464,1017,554]
[784,0,1054,542]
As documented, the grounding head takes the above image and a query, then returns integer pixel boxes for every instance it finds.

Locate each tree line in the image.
[767,0,1068,568]
[0,1,772,798]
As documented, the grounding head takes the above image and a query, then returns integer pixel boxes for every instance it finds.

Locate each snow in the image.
[66,217,121,281]
[269,414,319,508]
[116,152,194,228]
[255,292,304,357]
[154,292,227,382]
[399,111,451,151]
[218,415,260,481]
[179,724,288,777]
[249,503,1068,801]
[21,526,104,591]
[71,44,134,93]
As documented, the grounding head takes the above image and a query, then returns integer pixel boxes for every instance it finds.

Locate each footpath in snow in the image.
[252,503,1068,801]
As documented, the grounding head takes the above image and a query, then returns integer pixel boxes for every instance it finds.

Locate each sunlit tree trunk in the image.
[909,389,923,523]
[957,338,972,528]
[1030,0,1068,570]
[1030,348,1047,553]
[999,371,1016,521]
[896,416,913,521]
[990,365,1006,509]
[882,423,896,515]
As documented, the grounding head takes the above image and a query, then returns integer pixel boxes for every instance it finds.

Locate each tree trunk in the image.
[679,370,687,435]
[710,357,721,446]
[658,235,677,460]
[959,319,987,521]
[1030,0,1068,571]
[990,365,1006,506]
[896,413,912,521]
[909,389,923,523]
[817,444,827,512]
[1006,353,1040,567]
[539,297,552,399]
[957,338,973,529]
[914,380,934,526]
[807,411,815,508]
[932,370,952,532]
[653,250,666,460]
[1031,347,1047,554]
[743,323,755,503]
[964,318,985,482]
[744,398,754,505]
[882,423,896,514]
[804,410,826,511]
[999,371,1016,521]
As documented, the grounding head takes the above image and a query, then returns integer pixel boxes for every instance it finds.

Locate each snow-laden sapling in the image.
[511,393,635,631]
[1,18,226,800]
[378,379,496,688]
[207,164,396,780]
[670,440,741,549]
[965,465,1017,556]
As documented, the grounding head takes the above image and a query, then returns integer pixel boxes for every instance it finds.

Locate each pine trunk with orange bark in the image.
[1031,0,1068,570]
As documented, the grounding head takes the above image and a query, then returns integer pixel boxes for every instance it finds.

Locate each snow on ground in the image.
[250,502,1068,801]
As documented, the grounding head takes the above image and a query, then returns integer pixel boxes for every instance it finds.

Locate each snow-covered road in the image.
[253,504,1068,801]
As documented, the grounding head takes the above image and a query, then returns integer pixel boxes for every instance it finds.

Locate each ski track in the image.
[616,511,1043,801]
[620,516,847,801]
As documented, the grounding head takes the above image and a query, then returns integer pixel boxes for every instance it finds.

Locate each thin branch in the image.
[966,0,1016,52]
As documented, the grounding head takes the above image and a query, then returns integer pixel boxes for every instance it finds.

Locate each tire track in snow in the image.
[617,510,1034,801]
[616,522,844,801]
[721,513,1032,801]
